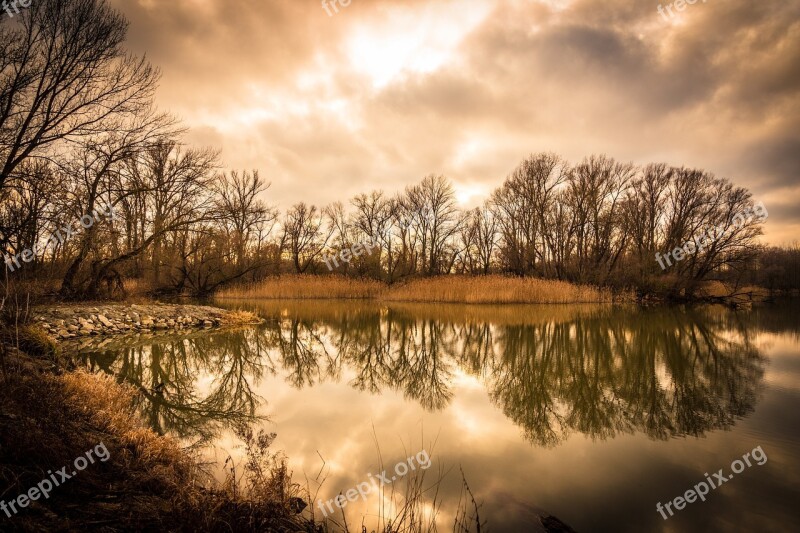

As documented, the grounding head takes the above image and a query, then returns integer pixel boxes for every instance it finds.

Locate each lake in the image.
[70,300,800,532]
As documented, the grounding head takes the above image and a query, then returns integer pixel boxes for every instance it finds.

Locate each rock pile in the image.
[33,304,257,341]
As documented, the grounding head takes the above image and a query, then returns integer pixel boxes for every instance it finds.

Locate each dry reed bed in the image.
[218,274,617,304]
[384,275,614,304]
[220,275,385,300]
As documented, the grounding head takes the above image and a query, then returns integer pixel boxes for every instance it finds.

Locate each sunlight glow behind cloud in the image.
[345,0,493,89]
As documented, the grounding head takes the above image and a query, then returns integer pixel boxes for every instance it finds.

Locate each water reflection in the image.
[73,329,270,444]
[72,302,765,449]
[486,307,763,445]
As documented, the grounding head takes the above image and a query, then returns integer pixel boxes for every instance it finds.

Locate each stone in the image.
[35,303,252,345]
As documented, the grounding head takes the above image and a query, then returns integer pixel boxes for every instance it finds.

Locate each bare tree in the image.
[282,203,332,273]
[213,170,277,268]
[466,204,498,275]
[0,160,59,260]
[0,0,159,191]
[565,155,635,282]
[405,175,461,275]
[351,191,394,279]
[140,140,219,285]
[662,168,764,290]
[492,153,569,276]
[58,112,181,297]
[623,163,673,276]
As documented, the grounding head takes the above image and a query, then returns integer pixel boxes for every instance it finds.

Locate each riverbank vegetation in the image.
[0,344,312,530]
[219,274,621,304]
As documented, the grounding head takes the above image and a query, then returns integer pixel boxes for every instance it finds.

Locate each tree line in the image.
[1,0,796,299]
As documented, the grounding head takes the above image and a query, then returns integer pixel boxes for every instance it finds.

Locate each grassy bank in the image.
[0,343,311,531]
[218,275,620,304]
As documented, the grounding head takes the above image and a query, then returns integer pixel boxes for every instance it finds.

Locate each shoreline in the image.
[32,303,262,342]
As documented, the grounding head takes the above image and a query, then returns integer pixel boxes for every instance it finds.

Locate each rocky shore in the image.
[33,303,261,341]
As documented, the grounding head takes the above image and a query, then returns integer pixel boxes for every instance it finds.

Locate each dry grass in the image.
[385,275,615,304]
[694,281,770,307]
[0,346,311,531]
[0,360,195,530]
[121,277,154,296]
[219,309,263,326]
[218,274,618,304]
[218,275,385,300]
[58,370,200,492]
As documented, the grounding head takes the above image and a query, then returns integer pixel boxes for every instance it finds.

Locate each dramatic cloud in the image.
[110,0,800,243]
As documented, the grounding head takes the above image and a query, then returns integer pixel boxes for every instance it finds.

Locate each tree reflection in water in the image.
[73,302,765,448]
[262,303,764,446]
[73,328,273,445]
[486,307,763,445]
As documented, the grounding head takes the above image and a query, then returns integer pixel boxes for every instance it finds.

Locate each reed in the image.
[218,275,385,300]
[217,274,619,304]
[385,275,614,304]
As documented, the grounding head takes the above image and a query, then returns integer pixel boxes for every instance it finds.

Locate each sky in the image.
[109,0,800,244]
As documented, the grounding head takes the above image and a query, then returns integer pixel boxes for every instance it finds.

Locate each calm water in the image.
[71,300,800,532]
